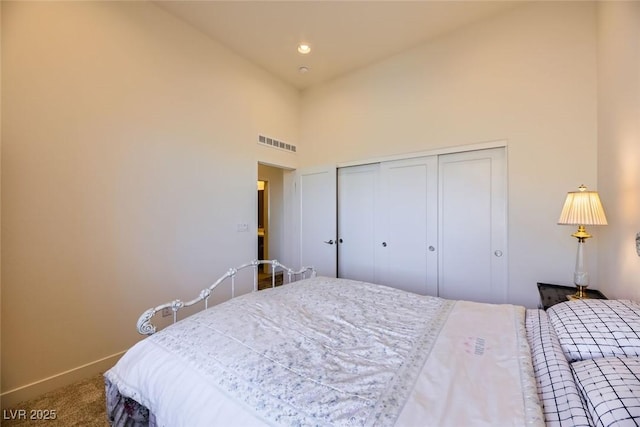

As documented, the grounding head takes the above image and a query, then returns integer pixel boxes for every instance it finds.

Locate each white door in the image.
[298,166,337,277]
[337,164,379,283]
[376,156,438,295]
[438,148,507,303]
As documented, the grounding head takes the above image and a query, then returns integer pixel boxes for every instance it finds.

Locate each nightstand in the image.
[537,282,607,310]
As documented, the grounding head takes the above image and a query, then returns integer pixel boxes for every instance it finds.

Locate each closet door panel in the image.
[337,164,379,282]
[298,166,337,277]
[377,157,438,295]
[438,148,507,303]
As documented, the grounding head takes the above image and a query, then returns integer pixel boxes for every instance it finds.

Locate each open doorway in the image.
[257,179,268,270]
[257,163,287,283]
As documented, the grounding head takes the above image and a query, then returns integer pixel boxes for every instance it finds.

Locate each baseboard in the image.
[0,351,125,410]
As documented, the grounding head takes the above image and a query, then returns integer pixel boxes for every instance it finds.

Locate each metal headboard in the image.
[136,259,316,335]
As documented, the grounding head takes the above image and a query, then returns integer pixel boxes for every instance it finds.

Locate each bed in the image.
[105,260,640,427]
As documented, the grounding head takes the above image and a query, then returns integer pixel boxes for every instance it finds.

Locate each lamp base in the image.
[567,285,590,301]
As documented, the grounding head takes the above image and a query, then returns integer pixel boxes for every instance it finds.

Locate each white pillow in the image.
[548,299,640,362]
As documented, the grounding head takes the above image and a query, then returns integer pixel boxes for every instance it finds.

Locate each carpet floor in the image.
[3,374,108,426]
[257,271,284,290]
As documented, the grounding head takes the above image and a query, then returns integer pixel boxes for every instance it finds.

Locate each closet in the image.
[336,147,506,303]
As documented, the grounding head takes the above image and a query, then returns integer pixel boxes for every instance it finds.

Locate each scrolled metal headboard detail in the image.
[136,260,316,335]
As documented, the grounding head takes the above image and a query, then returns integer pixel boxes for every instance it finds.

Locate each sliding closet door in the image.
[337,164,379,282]
[376,156,438,295]
[438,148,507,303]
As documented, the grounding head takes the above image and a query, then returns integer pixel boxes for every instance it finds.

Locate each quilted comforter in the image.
[105,277,543,426]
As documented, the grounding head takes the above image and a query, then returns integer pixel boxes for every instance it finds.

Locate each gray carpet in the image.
[3,374,108,426]
[257,271,284,290]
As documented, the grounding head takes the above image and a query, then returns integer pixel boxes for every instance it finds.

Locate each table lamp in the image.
[557,185,608,299]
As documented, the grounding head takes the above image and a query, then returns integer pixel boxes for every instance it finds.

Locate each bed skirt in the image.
[105,377,155,427]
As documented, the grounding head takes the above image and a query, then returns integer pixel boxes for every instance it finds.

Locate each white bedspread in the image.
[106,277,543,426]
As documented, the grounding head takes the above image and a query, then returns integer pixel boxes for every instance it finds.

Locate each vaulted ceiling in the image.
[155,1,522,90]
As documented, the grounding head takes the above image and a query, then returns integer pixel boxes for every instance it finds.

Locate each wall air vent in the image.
[258,135,297,153]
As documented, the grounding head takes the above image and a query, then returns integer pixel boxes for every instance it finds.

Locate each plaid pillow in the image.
[548,300,640,362]
[526,309,591,426]
[572,357,640,427]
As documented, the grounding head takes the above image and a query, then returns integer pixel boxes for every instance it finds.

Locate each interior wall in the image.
[299,1,599,308]
[596,1,640,300]
[1,1,299,404]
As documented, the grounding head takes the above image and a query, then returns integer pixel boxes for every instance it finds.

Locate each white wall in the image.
[1,1,299,405]
[299,1,599,307]
[596,1,640,300]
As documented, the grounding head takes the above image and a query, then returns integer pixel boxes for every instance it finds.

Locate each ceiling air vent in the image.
[258,135,297,153]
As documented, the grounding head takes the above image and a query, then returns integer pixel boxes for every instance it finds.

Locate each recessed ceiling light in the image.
[298,66,310,74]
[297,44,311,54]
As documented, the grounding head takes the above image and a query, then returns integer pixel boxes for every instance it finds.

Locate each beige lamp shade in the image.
[558,185,608,226]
